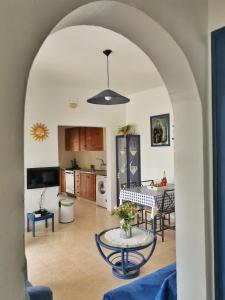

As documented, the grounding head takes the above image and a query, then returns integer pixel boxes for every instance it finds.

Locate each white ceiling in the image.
[33,26,164,95]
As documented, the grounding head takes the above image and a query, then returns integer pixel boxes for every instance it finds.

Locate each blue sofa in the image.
[103,263,176,300]
[26,281,53,300]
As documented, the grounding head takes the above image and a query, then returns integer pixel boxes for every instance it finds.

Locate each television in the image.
[27,167,60,189]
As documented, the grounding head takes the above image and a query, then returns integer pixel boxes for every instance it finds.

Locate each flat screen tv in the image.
[27,167,60,189]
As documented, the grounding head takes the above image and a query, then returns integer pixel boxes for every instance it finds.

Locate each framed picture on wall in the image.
[150,113,170,147]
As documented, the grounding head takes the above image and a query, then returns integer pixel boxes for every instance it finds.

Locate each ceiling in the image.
[33,26,164,95]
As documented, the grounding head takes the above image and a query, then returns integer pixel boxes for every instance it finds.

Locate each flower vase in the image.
[120,220,132,239]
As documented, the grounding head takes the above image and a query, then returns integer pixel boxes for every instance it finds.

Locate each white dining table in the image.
[119,184,175,217]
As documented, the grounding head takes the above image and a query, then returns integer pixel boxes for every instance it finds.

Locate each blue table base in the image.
[95,221,157,279]
[27,212,54,237]
[112,261,140,279]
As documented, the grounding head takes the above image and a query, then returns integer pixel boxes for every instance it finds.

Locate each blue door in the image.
[212,26,225,299]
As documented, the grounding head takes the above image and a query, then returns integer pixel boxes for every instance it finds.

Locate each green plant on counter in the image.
[117,124,135,136]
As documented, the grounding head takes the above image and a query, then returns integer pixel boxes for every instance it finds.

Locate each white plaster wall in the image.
[25,69,125,218]
[0,1,209,300]
[127,87,174,183]
[209,0,225,31]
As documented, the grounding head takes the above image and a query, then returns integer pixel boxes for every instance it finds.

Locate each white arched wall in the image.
[50,2,206,300]
[0,1,210,300]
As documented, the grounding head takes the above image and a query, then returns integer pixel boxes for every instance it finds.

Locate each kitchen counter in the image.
[78,169,107,176]
[62,168,106,176]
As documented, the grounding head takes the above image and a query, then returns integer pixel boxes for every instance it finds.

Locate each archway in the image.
[0,1,208,300]
[42,2,206,299]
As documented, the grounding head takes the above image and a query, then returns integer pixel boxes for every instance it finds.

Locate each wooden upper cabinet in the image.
[65,127,103,151]
[79,127,86,151]
[65,128,80,151]
[85,127,103,151]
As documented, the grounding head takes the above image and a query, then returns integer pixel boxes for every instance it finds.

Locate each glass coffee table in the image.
[95,224,157,279]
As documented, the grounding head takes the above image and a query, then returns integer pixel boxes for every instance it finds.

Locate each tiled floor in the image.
[25,197,176,300]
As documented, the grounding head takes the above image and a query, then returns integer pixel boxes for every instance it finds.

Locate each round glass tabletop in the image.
[99,226,154,249]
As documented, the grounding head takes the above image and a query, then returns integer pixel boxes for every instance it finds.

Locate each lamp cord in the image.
[107,55,110,89]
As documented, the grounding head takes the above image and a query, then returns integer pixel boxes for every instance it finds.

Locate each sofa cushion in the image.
[103,263,176,300]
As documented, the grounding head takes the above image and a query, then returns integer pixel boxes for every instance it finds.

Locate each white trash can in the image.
[59,199,75,223]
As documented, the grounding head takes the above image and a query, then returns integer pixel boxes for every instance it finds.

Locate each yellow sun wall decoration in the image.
[31,123,49,141]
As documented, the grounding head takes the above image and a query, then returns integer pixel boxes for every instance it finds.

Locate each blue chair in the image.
[26,281,53,300]
[103,263,176,300]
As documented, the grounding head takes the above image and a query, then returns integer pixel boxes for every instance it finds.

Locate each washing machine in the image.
[96,175,107,208]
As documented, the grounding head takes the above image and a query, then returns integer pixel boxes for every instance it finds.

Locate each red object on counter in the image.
[160,171,167,186]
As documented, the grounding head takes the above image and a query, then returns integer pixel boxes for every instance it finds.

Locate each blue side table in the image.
[27,212,54,237]
[95,220,157,279]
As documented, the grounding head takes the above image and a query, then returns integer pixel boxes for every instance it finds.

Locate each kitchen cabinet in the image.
[75,171,81,197]
[85,127,103,151]
[65,128,80,151]
[60,169,66,193]
[80,173,96,201]
[79,127,86,151]
[65,127,103,151]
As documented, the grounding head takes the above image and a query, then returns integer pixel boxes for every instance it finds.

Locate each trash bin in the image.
[59,199,74,223]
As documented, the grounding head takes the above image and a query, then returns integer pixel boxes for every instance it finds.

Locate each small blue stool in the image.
[27,212,54,237]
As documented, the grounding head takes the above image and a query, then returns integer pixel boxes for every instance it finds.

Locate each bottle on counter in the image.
[160,171,167,186]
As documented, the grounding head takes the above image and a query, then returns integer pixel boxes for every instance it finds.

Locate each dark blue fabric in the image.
[155,271,177,300]
[26,283,53,300]
[103,263,176,300]
[212,26,225,299]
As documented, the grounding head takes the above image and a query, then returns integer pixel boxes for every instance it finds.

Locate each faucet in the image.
[96,158,106,167]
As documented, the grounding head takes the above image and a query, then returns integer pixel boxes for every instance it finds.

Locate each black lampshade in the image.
[87,89,130,105]
[87,49,130,105]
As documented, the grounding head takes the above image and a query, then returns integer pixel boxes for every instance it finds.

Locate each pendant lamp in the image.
[87,49,130,105]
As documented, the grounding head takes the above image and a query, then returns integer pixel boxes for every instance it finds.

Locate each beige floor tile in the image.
[25,197,176,300]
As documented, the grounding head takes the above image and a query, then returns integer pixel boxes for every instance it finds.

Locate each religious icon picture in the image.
[150,114,170,147]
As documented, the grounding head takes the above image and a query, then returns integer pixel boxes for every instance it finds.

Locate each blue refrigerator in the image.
[116,135,141,206]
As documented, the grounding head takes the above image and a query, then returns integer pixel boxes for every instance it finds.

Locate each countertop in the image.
[79,169,107,176]
[62,168,107,176]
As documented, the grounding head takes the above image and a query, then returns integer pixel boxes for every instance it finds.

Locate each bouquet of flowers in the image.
[112,202,137,238]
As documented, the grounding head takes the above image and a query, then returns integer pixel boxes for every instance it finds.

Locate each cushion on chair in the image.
[155,270,177,300]
[103,263,176,300]
[26,282,53,300]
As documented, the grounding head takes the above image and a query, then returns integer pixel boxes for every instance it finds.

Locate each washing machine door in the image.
[98,180,106,195]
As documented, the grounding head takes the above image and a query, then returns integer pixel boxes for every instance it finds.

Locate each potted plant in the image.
[117,124,135,136]
[112,201,138,238]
